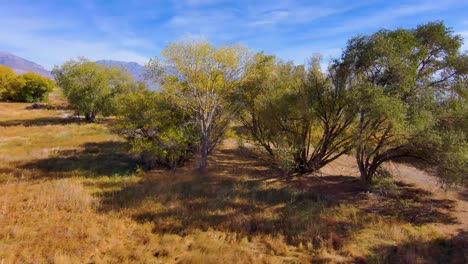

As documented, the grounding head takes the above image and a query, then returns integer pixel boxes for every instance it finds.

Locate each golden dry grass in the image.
[0,101,466,264]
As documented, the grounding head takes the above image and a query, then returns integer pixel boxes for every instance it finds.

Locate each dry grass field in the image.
[0,93,466,263]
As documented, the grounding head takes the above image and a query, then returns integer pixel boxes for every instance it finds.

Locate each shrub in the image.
[9,72,55,102]
[0,65,16,100]
[371,169,400,196]
[113,89,196,169]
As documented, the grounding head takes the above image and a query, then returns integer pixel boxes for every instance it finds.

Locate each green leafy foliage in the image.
[424,87,468,187]
[52,57,132,122]
[9,72,55,102]
[113,89,196,169]
[238,55,356,174]
[334,21,467,185]
[0,66,54,102]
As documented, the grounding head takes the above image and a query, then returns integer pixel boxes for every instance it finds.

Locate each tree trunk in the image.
[356,145,374,187]
[199,134,209,174]
[84,112,96,122]
[356,155,366,182]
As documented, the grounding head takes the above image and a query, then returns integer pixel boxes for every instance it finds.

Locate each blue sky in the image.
[0,0,467,70]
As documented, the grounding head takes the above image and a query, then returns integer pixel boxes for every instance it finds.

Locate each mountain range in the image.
[0,52,149,85]
[0,51,53,79]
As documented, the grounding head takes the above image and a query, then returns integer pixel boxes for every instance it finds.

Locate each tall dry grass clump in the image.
[0,179,155,263]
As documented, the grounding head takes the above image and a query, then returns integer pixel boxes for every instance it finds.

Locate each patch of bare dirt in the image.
[387,162,468,235]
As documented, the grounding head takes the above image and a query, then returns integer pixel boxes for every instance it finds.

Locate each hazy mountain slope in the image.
[95,60,159,90]
[0,51,53,78]
[95,60,145,82]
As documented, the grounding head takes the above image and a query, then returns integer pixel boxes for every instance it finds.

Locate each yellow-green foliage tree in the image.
[53,57,132,122]
[0,65,16,100]
[10,72,55,102]
[146,38,255,172]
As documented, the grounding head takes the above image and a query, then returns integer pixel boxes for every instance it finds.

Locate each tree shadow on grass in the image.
[362,181,459,226]
[96,172,342,246]
[360,229,468,264]
[20,141,139,178]
[0,117,82,127]
[92,143,459,249]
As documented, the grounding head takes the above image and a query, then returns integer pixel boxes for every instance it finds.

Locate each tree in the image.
[52,57,132,122]
[113,87,196,169]
[0,65,16,100]
[334,22,467,185]
[146,38,254,172]
[427,76,468,187]
[238,55,356,174]
[9,72,55,102]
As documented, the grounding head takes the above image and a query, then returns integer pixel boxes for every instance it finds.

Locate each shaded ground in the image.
[90,140,464,259]
[364,229,468,264]
[0,116,81,127]
[19,141,139,178]
[387,162,468,235]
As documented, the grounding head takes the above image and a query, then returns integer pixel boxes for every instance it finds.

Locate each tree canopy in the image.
[238,55,356,173]
[49,22,466,188]
[114,88,196,169]
[52,57,132,122]
[333,21,467,185]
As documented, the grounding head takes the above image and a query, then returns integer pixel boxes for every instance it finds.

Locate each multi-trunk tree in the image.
[238,55,356,174]
[333,22,467,185]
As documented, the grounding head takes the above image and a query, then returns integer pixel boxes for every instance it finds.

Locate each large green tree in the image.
[238,55,356,173]
[52,58,132,122]
[146,38,255,172]
[334,22,467,185]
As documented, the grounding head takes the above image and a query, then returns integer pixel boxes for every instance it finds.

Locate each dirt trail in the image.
[387,162,468,235]
[323,154,467,236]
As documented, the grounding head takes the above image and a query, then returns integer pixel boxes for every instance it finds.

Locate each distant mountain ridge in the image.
[0,52,156,89]
[95,60,146,82]
[0,51,53,78]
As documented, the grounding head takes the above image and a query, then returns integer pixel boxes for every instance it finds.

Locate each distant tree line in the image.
[0,65,55,102]
[52,22,467,187]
